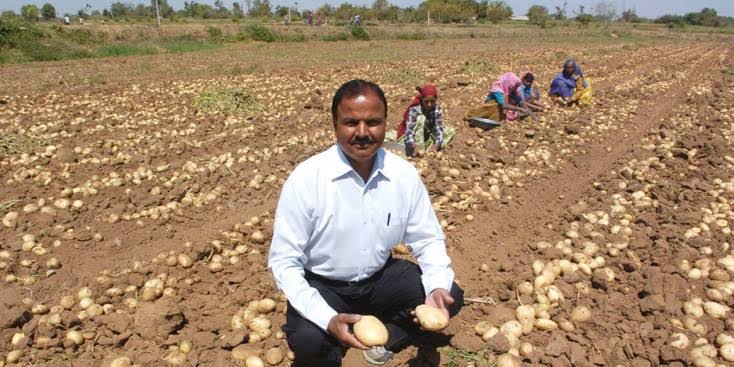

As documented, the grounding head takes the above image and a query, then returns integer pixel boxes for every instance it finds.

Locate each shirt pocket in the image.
[379,209,407,248]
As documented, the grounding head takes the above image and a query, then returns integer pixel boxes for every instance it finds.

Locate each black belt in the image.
[305,268,383,287]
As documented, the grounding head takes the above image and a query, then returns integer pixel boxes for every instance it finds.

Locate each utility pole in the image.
[427,10,430,26]
[154,0,161,27]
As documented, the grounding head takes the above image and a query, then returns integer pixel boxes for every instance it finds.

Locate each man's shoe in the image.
[363,346,394,365]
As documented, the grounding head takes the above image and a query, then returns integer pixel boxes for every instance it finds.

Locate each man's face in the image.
[334,91,386,165]
[523,78,533,88]
[564,63,575,75]
[421,95,437,113]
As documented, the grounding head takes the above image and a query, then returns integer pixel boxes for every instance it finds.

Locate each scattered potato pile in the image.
[0,38,731,367]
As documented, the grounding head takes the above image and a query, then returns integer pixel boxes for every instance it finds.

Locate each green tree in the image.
[152,0,175,18]
[697,8,721,27]
[334,3,358,21]
[110,2,132,17]
[21,4,39,21]
[575,13,592,26]
[419,0,477,23]
[593,1,616,31]
[620,9,636,22]
[527,5,548,26]
[485,0,512,23]
[553,2,567,20]
[214,0,230,17]
[274,5,288,18]
[249,0,272,17]
[232,2,245,18]
[41,3,56,20]
[372,0,390,20]
[317,4,334,17]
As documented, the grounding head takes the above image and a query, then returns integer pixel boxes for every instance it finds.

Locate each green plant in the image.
[322,32,349,41]
[194,87,266,115]
[1,132,49,156]
[206,26,224,42]
[160,34,220,53]
[462,57,494,75]
[94,43,158,57]
[17,41,90,61]
[246,24,279,42]
[350,25,370,40]
[385,67,424,85]
[441,347,495,367]
[0,17,42,48]
[395,32,428,40]
[282,32,306,42]
[57,28,105,45]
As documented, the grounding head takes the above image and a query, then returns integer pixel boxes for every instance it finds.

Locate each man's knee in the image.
[284,318,343,366]
[448,282,465,318]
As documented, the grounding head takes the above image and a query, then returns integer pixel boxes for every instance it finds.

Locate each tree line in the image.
[4,0,732,27]
[525,2,732,28]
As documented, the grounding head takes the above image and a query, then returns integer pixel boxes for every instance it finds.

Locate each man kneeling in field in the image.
[268,79,464,366]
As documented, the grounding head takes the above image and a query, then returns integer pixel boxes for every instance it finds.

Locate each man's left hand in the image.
[417,288,453,324]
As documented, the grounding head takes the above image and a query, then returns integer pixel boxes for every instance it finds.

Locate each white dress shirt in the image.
[268,144,455,331]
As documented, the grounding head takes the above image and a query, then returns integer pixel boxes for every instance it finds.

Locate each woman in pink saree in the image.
[464,72,535,124]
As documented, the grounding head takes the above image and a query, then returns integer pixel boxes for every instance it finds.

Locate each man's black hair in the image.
[331,79,388,122]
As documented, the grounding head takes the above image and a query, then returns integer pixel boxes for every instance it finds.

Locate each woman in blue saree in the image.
[549,59,592,106]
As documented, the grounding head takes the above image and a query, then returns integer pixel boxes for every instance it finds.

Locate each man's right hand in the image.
[327,314,369,350]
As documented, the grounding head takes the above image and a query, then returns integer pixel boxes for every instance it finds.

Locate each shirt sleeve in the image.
[267,171,338,331]
[403,171,455,294]
[405,107,419,147]
[433,107,445,147]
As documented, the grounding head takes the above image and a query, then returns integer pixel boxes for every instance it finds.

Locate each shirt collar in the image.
[330,144,390,183]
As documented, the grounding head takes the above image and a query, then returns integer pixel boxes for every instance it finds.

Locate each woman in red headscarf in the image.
[394,84,455,157]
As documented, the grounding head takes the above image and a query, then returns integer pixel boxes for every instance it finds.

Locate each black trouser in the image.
[283,258,464,367]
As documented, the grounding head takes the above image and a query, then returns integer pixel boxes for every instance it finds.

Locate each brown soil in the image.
[1,35,733,367]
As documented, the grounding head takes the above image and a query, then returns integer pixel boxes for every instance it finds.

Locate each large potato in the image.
[415,304,449,331]
[353,315,388,346]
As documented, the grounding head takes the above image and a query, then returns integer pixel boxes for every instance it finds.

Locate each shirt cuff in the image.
[311,305,339,332]
[421,270,454,296]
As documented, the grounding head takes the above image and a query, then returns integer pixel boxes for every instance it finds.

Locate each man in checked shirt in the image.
[268,79,463,366]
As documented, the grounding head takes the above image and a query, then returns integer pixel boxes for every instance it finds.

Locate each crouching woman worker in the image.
[464,72,535,124]
[389,83,455,157]
[548,58,593,106]
[513,72,545,113]
[268,79,464,367]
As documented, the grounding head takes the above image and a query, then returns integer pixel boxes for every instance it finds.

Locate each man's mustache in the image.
[351,135,374,145]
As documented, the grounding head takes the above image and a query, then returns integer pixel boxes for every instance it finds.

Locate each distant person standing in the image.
[308,13,313,26]
[353,14,361,26]
[64,15,71,25]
